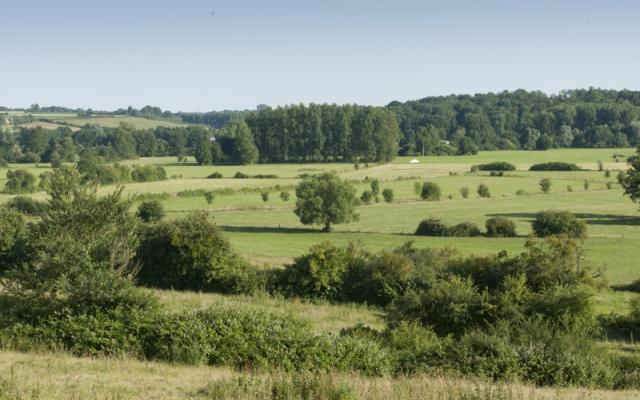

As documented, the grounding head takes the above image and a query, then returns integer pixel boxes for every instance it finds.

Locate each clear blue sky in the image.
[1,0,639,111]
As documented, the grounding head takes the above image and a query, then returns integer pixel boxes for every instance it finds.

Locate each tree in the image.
[420,182,441,201]
[194,138,213,165]
[382,188,394,203]
[229,121,259,165]
[477,184,491,198]
[539,178,552,193]
[4,170,36,193]
[532,211,587,239]
[294,172,358,232]
[136,200,165,222]
[620,147,640,207]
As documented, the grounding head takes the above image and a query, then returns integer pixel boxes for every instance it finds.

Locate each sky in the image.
[1,0,640,112]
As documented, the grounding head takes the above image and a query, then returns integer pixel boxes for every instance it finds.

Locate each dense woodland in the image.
[2,88,640,166]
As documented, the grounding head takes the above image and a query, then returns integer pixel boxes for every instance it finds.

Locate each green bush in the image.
[0,207,27,272]
[207,171,223,179]
[280,191,290,201]
[204,191,215,204]
[420,182,441,201]
[474,162,516,172]
[233,171,250,179]
[532,211,587,239]
[277,242,351,300]
[261,191,269,202]
[136,212,256,294]
[131,165,167,182]
[477,184,490,198]
[529,162,581,171]
[382,188,394,202]
[460,187,470,198]
[360,190,373,204]
[539,178,551,193]
[136,200,165,222]
[415,218,449,236]
[489,170,504,177]
[449,222,482,237]
[4,170,36,194]
[485,217,517,237]
[5,196,46,216]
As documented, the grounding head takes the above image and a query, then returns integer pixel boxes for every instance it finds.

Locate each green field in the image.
[4,112,189,129]
[1,148,638,314]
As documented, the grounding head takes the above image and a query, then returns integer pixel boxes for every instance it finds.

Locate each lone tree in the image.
[620,147,640,207]
[294,172,358,232]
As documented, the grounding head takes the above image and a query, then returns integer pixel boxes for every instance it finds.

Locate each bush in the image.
[415,218,449,236]
[475,162,516,172]
[382,188,394,203]
[253,174,279,179]
[532,211,587,239]
[207,171,223,179]
[489,171,504,177]
[205,191,215,204]
[584,180,590,190]
[261,191,269,202]
[370,179,380,195]
[477,184,490,198]
[567,185,573,192]
[529,162,581,171]
[485,217,517,237]
[233,171,250,179]
[360,190,373,204]
[17,152,40,164]
[277,242,351,300]
[136,212,257,294]
[420,182,441,201]
[4,170,36,194]
[0,159,8,167]
[279,191,290,201]
[449,222,482,237]
[460,187,470,198]
[6,196,46,216]
[539,178,551,193]
[607,182,613,190]
[131,165,167,182]
[136,200,165,222]
[413,182,421,195]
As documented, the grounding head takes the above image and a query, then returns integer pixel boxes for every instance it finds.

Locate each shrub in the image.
[276,242,351,300]
[205,191,215,204]
[279,191,290,201]
[342,251,413,306]
[475,162,516,172]
[136,212,256,294]
[460,187,470,198]
[485,217,517,237]
[420,182,441,201]
[567,186,573,192]
[415,218,449,236]
[489,171,504,177]
[607,182,613,190]
[4,170,36,194]
[382,188,394,203]
[605,169,611,178]
[207,171,223,179]
[253,174,278,179]
[413,182,422,195]
[360,190,373,204]
[233,171,249,179]
[136,200,165,222]
[17,152,40,164]
[532,211,587,239]
[131,165,167,182]
[516,189,525,196]
[5,196,46,216]
[449,222,482,237]
[370,179,380,195]
[529,162,581,171]
[261,191,269,202]
[539,178,551,193]
[584,180,590,190]
[477,184,490,198]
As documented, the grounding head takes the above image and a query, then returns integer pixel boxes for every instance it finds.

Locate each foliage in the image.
[477,184,491,198]
[136,212,256,294]
[382,188,394,202]
[415,218,449,236]
[280,191,290,201]
[539,178,551,193]
[207,171,223,179]
[532,211,588,239]
[460,187,470,198]
[294,173,358,232]
[136,200,165,222]
[420,182,441,201]
[5,196,46,216]
[485,217,517,237]
[360,190,373,204]
[529,162,581,171]
[620,146,640,207]
[4,170,36,193]
[475,162,516,171]
[131,165,167,182]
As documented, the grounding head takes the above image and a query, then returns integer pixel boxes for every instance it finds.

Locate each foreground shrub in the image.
[485,217,517,237]
[136,212,258,294]
[529,162,581,171]
[474,162,516,172]
[136,200,165,222]
[532,211,587,239]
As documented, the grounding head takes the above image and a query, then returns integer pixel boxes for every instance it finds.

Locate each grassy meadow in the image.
[2,148,640,398]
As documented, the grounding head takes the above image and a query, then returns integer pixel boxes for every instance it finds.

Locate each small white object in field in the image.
[409,159,420,164]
